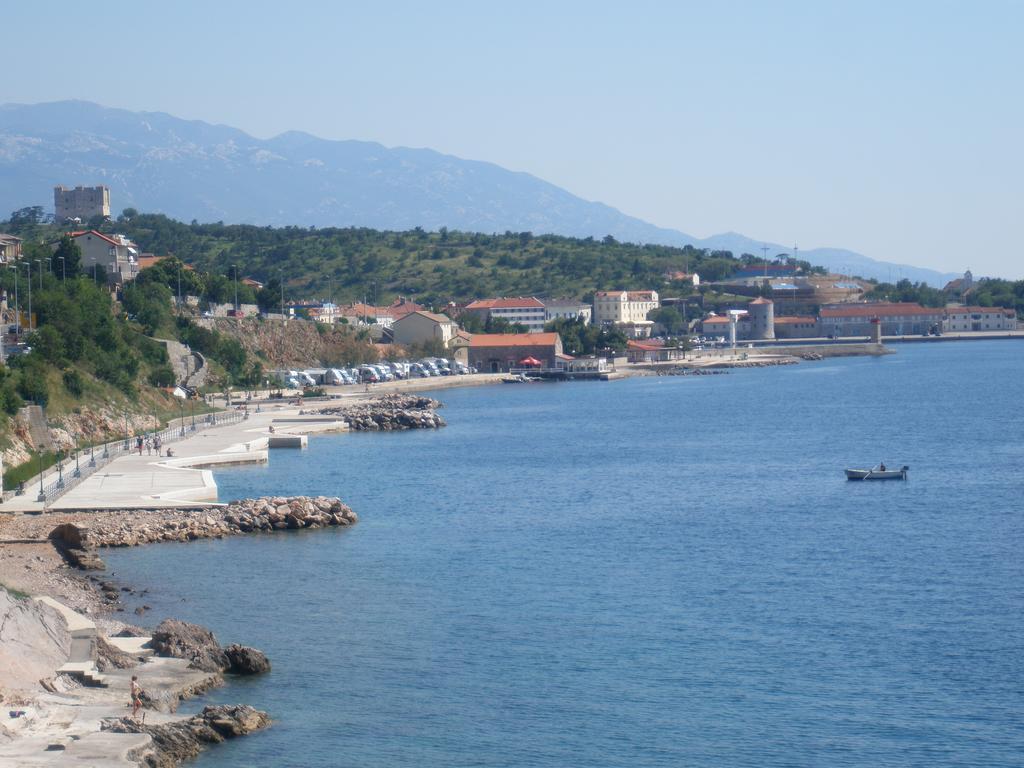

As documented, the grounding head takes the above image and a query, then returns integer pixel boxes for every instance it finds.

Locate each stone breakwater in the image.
[312,393,446,431]
[103,704,271,768]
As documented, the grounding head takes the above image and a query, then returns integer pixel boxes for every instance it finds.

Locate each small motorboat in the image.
[845,465,908,481]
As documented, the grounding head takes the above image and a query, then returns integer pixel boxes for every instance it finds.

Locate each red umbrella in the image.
[519,356,542,367]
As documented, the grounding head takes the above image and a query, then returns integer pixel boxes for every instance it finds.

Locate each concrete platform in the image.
[1,405,345,513]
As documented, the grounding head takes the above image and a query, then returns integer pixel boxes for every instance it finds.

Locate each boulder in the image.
[150,619,229,672]
[224,644,271,675]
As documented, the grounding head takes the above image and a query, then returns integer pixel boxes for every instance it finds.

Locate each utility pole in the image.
[177,266,182,308]
[22,262,32,332]
[761,245,770,278]
[279,269,285,318]
[34,259,42,290]
[233,264,239,312]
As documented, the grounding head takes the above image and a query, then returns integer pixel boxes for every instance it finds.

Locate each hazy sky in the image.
[3,1,1022,277]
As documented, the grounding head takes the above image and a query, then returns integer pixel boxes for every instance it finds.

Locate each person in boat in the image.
[880,462,886,471]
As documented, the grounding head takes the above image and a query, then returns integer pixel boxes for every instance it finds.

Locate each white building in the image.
[543,299,592,325]
[66,230,140,285]
[592,290,659,338]
[944,306,1017,332]
[392,310,458,348]
[464,297,547,332]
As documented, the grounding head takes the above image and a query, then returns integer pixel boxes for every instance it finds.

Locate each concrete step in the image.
[107,635,154,657]
[58,661,108,687]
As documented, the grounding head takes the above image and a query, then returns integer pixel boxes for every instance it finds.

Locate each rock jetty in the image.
[150,618,271,675]
[313,394,446,431]
[49,496,358,564]
[103,704,270,767]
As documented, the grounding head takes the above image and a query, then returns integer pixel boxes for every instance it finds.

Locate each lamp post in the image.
[36,451,45,502]
[56,449,64,488]
[179,400,185,437]
[190,398,195,430]
[124,411,130,450]
[74,438,81,477]
[279,269,285,318]
[177,265,182,308]
[34,259,42,290]
[22,262,32,331]
[90,440,96,467]
[7,265,18,336]
[232,264,239,312]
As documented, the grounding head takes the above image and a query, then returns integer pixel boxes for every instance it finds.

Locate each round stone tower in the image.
[748,297,775,340]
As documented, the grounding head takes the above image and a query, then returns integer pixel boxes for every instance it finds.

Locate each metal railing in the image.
[34,409,246,505]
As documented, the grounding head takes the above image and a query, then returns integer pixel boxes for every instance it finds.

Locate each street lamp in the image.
[7,266,18,336]
[56,449,64,488]
[124,411,130,450]
[280,269,285,318]
[232,264,239,312]
[74,438,81,477]
[21,262,32,331]
[36,451,45,502]
[179,400,185,437]
[190,398,195,429]
[33,259,42,290]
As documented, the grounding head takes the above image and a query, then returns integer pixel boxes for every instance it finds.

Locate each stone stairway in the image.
[57,660,108,687]
[19,404,53,451]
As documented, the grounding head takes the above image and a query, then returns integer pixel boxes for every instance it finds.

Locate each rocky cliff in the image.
[201,317,379,369]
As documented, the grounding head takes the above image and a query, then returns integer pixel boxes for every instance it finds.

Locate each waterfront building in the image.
[592,290,659,338]
[543,299,592,325]
[392,310,458,349]
[464,297,547,332]
[748,297,775,340]
[467,332,563,372]
[943,306,1017,332]
[65,230,140,285]
[0,233,22,263]
[773,316,821,339]
[626,340,687,363]
[701,312,749,339]
[54,185,110,222]
[819,302,945,336]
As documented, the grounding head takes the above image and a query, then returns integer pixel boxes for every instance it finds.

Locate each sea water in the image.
[107,342,1024,767]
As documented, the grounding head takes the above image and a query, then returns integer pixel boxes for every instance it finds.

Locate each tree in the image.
[50,235,83,279]
[648,306,685,336]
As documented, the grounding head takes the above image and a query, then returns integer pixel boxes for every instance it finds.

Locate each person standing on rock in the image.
[130,675,144,720]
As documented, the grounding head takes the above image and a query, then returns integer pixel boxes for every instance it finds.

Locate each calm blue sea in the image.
[106,342,1024,767]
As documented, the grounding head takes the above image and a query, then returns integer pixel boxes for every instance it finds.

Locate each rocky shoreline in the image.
[310,393,446,431]
[0,495,357,766]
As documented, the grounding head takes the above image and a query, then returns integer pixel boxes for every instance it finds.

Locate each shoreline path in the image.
[4,373,504,514]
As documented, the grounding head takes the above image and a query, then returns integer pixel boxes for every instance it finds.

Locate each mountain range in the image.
[0,100,959,286]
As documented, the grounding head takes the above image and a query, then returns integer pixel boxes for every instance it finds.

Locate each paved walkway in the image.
[1,404,345,513]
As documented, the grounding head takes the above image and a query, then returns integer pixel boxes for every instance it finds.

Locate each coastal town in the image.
[2,184,1023,766]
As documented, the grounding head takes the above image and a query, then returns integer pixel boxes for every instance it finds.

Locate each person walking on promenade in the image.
[155,435,161,455]
[136,435,144,455]
[130,675,144,721]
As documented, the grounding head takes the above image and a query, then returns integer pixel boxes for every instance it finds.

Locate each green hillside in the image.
[105,214,803,306]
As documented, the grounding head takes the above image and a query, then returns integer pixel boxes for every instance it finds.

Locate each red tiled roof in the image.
[820,303,941,318]
[469,332,559,348]
[774,315,817,323]
[948,306,1015,315]
[68,229,119,246]
[702,316,734,324]
[395,310,453,324]
[465,297,544,310]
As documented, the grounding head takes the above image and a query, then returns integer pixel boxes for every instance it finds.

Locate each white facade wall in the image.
[489,306,546,332]
[544,302,592,325]
[943,310,1017,332]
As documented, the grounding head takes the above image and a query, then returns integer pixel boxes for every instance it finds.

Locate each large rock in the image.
[103,704,270,766]
[224,644,271,675]
[150,619,229,673]
[0,589,71,693]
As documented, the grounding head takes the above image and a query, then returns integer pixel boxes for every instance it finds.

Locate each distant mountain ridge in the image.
[0,100,959,286]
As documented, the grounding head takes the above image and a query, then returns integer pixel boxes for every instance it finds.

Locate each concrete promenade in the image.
[1,403,345,513]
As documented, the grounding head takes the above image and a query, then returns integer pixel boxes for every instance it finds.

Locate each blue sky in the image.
[3,1,1022,277]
